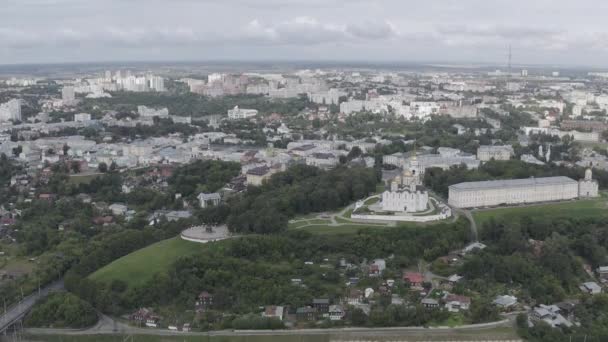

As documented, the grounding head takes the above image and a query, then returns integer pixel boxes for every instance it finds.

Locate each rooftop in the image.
[449,176,577,191]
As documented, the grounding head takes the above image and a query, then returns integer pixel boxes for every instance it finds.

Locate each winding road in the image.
[454,208,478,241]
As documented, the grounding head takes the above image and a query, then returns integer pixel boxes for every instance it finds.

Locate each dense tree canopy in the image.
[226,165,379,234]
[26,293,97,328]
[169,160,241,197]
[79,92,311,117]
[68,220,470,324]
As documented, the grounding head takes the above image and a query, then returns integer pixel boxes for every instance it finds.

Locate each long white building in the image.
[449,172,598,208]
[477,145,514,161]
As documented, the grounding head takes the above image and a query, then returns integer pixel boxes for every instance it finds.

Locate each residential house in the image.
[530,304,573,328]
[378,285,391,296]
[148,210,192,225]
[580,282,602,295]
[328,304,346,321]
[92,216,114,225]
[421,298,440,309]
[369,259,386,277]
[403,272,424,289]
[262,305,285,321]
[197,192,221,208]
[444,294,471,312]
[296,306,316,321]
[75,193,92,203]
[109,203,128,216]
[347,289,363,305]
[447,274,463,284]
[195,291,214,312]
[493,295,518,309]
[597,266,608,281]
[556,302,576,320]
[38,193,56,202]
[246,166,274,186]
[130,308,161,328]
[312,298,330,313]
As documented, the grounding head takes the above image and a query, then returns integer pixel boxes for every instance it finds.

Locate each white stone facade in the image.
[382,189,429,212]
[449,174,597,209]
[477,145,514,161]
[227,106,258,120]
[579,169,599,198]
[381,170,428,213]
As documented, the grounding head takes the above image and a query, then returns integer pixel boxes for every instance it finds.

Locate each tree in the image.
[312,118,321,128]
[71,161,81,174]
[12,145,22,157]
[469,299,500,323]
[347,146,362,161]
[98,162,108,173]
[350,307,367,326]
[25,293,97,328]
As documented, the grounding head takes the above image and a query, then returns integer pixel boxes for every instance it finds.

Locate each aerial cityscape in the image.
[2,1,608,342]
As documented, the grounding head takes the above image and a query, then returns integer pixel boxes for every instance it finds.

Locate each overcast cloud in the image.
[1,0,608,66]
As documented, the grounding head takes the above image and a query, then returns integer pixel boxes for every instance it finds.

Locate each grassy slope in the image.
[473,197,608,227]
[89,237,202,288]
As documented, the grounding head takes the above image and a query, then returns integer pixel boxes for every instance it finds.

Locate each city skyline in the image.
[3,0,608,67]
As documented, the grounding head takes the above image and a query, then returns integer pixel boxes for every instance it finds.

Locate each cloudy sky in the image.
[2,0,608,66]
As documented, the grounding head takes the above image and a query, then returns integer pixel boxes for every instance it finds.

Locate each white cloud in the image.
[2,0,608,65]
[0,17,401,50]
[242,17,399,45]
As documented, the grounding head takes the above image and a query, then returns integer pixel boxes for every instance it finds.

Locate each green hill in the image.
[89,237,202,288]
[473,196,608,227]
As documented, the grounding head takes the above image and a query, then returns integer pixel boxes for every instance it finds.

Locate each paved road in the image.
[0,280,64,333]
[26,316,514,337]
[455,208,478,241]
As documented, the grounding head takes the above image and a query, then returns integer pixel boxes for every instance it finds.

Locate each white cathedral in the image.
[381,167,429,213]
[579,168,599,198]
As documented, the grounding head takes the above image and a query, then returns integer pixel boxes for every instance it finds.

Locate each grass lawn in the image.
[2,257,36,274]
[431,313,466,328]
[364,197,380,206]
[288,219,332,229]
[295,224,393,235]
[89,237,203,288]
[473,197,608,227]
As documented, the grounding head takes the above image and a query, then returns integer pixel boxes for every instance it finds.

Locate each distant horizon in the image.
[7,1,608,69]
[0,58,606,73]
